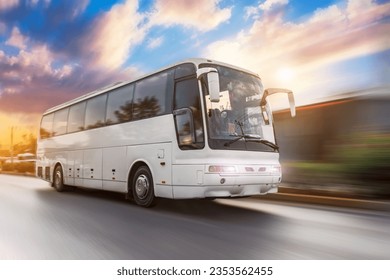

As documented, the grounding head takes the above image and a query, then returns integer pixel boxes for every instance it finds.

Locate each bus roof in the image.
[43,58,260,115]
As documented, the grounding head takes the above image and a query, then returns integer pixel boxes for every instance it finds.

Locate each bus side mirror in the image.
[260,88,296,117]
[287,91,296,117]
[197,68,220,103]
[173,108,196,147]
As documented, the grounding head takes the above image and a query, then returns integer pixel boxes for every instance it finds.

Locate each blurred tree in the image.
[13,133,37,155]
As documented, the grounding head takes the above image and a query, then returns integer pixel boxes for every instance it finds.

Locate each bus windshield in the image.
[202,65,276,151]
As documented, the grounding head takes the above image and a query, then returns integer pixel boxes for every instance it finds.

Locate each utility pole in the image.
[10,126,14,165]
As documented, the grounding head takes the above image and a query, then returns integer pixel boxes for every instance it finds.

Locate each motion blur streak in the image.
[217,198,390,259]
[1,175,389,260]
[274,87,390,199]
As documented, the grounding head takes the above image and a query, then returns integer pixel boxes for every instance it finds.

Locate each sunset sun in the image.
[277,67,295,83]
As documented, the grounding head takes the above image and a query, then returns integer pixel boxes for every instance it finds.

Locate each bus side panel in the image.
[154,142,173,198]
[64,151,75,186]
[83,148,103,189]
[74,150,83,186]
[64,150,83,186]
[126,142,173,199]
[102,146,127,193]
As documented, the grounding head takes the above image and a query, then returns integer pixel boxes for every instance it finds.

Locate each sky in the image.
[0,0,389,147]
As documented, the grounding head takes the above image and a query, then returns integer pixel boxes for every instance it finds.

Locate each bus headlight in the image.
[208,165,236,173]
[268,165,281,175]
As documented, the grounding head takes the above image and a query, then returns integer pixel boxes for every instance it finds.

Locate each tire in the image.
[132,166,157,207]
[53,165,67,192]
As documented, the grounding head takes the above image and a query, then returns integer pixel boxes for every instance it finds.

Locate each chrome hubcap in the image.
[135,174,149,199]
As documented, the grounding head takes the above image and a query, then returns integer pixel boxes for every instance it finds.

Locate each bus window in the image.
[174,78,204,147]
[106,84,134,125]
[40,113,54,139]
[67,102,86,133]
[133,71,169,120]
[85,94,107,129]
[53,108,69,136]
[174,63,196,79]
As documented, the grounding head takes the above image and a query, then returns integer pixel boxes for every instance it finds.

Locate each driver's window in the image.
[174,78,204,147]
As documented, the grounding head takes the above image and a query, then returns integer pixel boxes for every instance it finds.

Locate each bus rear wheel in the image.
[53,165,66,192]
[132,166,157,207]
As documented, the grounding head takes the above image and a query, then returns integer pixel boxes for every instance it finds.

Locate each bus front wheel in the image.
[132,166,157,207]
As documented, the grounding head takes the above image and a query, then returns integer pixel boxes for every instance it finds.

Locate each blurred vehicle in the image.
[1,153,36,173]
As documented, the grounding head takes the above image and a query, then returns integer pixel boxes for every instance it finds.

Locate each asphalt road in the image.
[1,174,389,259]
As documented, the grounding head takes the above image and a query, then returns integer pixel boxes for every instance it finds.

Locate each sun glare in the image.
[0,113,39,148]
[277,67,295,83]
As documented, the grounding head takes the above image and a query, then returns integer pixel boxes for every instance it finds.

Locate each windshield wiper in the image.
[224,134,279,150]
[224,120,279,151]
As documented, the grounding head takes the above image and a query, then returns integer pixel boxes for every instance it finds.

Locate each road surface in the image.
[1,174,389,259]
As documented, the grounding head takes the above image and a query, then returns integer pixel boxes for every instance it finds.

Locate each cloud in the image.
[81,0,147,70]
[0,1,148,116]
[245,0,288,19]
[0,26,142,114]
[259,0,289,11]
[149,0,232,31]
[205,0,390,95]
[0,33,74,111]
[1,0,91,51]
[147,36,164,49]
[69,0,88,18]
[0,0,19,11]
[5,27,28,49]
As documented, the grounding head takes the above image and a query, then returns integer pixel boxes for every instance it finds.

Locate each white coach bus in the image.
[36,58,295,207]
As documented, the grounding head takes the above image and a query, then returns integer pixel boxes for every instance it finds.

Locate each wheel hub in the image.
[135,174,149,199]
[55,170,62,187]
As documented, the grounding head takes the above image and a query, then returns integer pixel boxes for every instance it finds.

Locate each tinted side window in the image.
[53,108,69,136]
[106,84,134,125]
[85,94,107,129]
[174,63,196,79]
[175,78,201,110]
[67,102,86,133]
[133,71,168,120]
[40,114,54,139]
[174,78,204,145]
